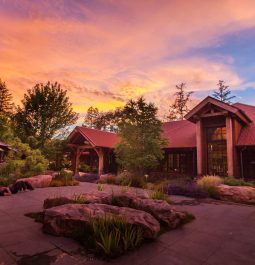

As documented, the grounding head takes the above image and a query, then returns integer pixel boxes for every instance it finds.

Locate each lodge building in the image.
[67,96,255,180]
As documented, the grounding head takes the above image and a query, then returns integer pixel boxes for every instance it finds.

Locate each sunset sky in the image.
[1,0,255,121]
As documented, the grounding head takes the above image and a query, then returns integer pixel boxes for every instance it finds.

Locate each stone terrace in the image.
[0,183,255,265]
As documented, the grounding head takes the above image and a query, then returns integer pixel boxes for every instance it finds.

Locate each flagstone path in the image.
[0,182,254,265]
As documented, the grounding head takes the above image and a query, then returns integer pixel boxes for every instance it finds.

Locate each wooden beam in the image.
[196,119,203,176]
[200,111,228,118]
[226,116,234,177]
[67,144,92,149]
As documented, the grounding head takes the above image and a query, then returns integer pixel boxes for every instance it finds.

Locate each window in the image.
[166,152,189,174]
[206,126,227,176]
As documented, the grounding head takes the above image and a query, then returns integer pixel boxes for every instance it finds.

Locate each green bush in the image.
[79,162,91,172]
[116,171,145,188]
[49,169,78,187]
[223,177,254,187]
[2,139,48,178]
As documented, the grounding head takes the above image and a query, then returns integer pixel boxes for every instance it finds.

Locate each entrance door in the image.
[206,127,227,176]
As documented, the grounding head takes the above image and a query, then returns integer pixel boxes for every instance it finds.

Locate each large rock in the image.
[82,191,187,228]
[17,175,53,188]
[43,203,160,239]
[218,184,255,204]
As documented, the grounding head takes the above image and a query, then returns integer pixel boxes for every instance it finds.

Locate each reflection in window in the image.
[206,126,227,176]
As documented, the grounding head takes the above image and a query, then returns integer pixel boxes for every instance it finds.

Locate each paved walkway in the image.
[0,183,254,265]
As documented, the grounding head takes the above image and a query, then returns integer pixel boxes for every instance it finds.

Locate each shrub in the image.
[166,183,209,199]
[116,171,145,188]
[207,186,221,199]
[50,169,78,187]
[223,177,254,187]
[79,162,91,172]
[197,175,223,189]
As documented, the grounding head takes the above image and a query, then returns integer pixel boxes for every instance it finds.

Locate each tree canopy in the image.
[83,106,123,132]
[14,82,78,147]
[168,83,193,120]
[212,80,235,104]
[115,97,167,174]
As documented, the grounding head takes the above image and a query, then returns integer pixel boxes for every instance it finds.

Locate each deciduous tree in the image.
[14,82,78,147]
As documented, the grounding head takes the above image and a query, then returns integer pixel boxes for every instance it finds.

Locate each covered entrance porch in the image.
[67,127,118,176]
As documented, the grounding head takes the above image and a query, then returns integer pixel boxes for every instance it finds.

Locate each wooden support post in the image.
[74,148,81,177]
[226,116,234,177]
[95,148,104,176]
[196,119,203,176]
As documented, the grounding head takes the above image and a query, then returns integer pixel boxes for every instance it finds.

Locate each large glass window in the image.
[166,152,190,174]
[206,127,227,176]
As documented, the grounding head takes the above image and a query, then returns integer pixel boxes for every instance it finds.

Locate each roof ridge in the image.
[77,126,117,135]
[233,102,255,109]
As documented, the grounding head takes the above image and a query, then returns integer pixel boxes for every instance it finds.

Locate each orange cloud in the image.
[1,0,255,121]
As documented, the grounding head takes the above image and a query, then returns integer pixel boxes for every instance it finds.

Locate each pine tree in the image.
[115,97,167,175]
[168,83,193,120]
[0,79,13,115]
[213,80,235,104]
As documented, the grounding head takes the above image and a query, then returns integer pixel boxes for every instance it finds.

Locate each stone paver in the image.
[0,182,254,265]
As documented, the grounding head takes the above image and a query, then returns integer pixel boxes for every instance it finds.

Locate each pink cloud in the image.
[1,0,255,120]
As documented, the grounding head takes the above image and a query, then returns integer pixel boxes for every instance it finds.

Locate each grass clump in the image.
[150,189,167,201]
[97,183,104,191]
[72,194,88,204]
[92,216,144,258]
[197,175,223,189]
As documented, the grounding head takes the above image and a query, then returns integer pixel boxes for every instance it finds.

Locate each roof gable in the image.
[68,126,119,148]
[185,96,251,124]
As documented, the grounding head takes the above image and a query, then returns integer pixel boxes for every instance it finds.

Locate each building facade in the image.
[67,97,255,180]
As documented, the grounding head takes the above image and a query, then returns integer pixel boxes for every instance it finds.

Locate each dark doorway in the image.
[242,148,255,180]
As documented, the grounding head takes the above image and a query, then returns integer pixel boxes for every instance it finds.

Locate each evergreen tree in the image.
[115,97,167,175]
[212,80,235,103]
[168,83,193,120]
[0,79,13,115]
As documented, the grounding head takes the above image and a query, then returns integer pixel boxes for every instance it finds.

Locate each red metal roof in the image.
[162,120,196,148]
[70,101,255,149]
[233,103,255,146]
[76,127,119,148]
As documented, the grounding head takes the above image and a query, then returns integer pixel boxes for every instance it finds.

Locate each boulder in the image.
[82,191,187,228]
[218,184,255,204]
[43,203,160,239]
[17,174,53,188]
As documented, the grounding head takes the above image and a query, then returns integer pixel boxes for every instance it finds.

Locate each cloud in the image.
[1,0,255,119]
